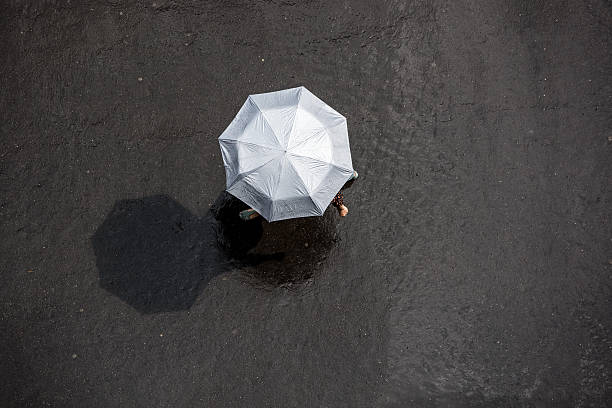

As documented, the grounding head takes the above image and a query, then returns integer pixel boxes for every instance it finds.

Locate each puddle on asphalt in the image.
[211,191,339,289]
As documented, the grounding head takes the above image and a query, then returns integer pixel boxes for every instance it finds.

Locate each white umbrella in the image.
[219,86,354,222]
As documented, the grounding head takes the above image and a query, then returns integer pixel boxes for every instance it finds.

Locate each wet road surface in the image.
[1,1,611,406]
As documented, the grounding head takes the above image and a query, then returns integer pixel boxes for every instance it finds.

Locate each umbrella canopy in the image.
[219,86,354,222]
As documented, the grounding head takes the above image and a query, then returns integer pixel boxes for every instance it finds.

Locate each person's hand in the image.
[339,205,349,217]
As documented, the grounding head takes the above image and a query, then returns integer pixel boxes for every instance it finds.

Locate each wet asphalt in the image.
[1,1,611,407]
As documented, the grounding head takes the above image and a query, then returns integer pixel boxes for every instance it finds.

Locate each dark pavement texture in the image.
[1,0,611,407]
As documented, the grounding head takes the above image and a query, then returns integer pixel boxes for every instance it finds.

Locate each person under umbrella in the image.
[219,86,356,223]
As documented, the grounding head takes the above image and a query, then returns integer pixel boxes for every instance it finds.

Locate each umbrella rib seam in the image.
[270,156,287,201]
[287,127,327,153]
[248,96,285,149]
[309,196,324,215]
[226,155,280,191]
[286,152,353,174]
[286,153,351,212]
[286,119,347,155]
[219,139,284,153]
[284,157,314,198]
[285,86,304,150]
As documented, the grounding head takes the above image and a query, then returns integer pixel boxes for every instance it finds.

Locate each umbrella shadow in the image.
[91,195,225,314]
[91,192,339,313]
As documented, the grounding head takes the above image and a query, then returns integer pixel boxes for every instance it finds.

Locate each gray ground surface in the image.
[1,0,611,407]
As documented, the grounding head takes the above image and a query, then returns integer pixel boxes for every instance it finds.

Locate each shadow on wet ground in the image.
[211,191,341,288]
[91,192,340,312]
[91,195,218,314]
